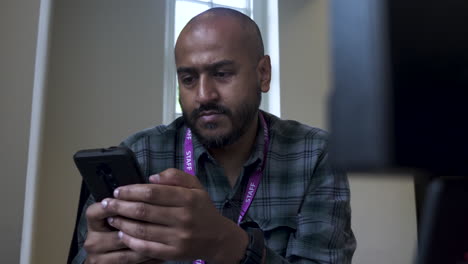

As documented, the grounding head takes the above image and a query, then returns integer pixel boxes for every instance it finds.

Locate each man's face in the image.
[175,19,267,148]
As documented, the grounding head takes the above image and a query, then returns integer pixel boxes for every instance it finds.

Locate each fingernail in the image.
[113,188,120,198]
[150,174,160,183]
[101,199,108,208]
[107,217,114,224]
[118,231,124,239]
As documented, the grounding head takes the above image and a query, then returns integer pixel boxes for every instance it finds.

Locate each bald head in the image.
[175,7,265,63]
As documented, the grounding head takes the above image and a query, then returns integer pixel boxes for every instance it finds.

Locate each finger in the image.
[114,184,199,207]
[149,168,204,189]
[104,199,180,226]
[86,200,118,232]
[108,216,173,245]
[119,232,179,261]
[84,230,127,254]
[85,249,150,264]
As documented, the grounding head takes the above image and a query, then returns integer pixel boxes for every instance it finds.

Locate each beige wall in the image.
[278,0,329,127]
[278,1,418,264]
[0,0,41,263]
[30,1,167,263]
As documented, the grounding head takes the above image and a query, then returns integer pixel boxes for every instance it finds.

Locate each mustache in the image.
[190,103,232,119]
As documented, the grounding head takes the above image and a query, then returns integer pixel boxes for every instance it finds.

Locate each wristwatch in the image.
[240,223,265,264]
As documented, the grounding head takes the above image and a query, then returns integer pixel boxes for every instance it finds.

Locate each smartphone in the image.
[73,146,145,201]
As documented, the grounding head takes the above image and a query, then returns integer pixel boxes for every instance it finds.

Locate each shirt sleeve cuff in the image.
[71,247,87,264]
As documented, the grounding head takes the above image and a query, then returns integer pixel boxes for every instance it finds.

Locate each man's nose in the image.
[196,75,219,103]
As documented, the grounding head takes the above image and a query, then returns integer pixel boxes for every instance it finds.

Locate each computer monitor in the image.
[329,1,468,263]
[329,0,468,174]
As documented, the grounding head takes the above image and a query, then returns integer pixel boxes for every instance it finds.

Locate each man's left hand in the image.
[101,168,248,264]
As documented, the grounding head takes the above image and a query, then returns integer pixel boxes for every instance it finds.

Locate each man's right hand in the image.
[83,200,163,264]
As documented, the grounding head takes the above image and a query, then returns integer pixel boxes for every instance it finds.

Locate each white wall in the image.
[0,0,41,263]
[278,1,418,264]
[28,1,167,263]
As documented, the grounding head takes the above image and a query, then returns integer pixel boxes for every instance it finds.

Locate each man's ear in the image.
[257,55,271,93]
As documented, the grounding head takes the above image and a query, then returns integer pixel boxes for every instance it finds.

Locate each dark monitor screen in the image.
[329,0,468,174]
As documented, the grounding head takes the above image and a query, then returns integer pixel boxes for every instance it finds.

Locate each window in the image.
[163,0,280,124]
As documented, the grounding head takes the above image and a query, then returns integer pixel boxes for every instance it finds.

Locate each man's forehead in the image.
[175,41,238,67]
[176,59,236,73]
[175,25,247,64]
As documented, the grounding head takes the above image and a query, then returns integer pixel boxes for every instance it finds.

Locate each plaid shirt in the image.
[71,112,356,264]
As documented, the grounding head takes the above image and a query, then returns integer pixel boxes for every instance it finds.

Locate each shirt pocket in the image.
[258,217,297,256]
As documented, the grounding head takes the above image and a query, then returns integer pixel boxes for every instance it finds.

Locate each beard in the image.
[181,89,261,149]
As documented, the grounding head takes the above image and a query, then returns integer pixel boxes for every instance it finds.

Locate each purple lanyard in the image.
[184,113,269,264]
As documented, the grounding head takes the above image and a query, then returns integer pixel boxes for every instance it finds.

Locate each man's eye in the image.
[214,71,231,78]
[181,76,195,85]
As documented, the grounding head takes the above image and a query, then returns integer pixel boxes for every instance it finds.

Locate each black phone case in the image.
[73,146,145,201]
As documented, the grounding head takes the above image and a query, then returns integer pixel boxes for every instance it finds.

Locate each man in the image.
[70,7,356,264]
